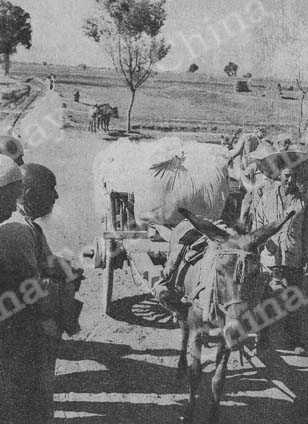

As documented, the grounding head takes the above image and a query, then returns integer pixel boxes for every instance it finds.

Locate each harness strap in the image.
[190,246,255,322]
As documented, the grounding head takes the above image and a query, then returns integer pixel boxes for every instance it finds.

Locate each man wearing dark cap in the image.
[0,135,24,166]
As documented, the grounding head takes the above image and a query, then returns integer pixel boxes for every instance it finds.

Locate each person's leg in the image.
[283,268,305,350]
[32,333,60,424]
[0,324,39,424]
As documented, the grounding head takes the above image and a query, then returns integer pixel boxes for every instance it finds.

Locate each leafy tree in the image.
[0,0,32,75]
[224,62,238,77]
[85,0,170,132]
[188,63,198,73]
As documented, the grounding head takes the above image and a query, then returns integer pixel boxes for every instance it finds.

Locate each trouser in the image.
[281,267,304,347]
[0,323,59,424]
[259,267,304,348]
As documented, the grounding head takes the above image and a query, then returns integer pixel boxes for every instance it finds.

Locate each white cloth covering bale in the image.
[94,136,230,226]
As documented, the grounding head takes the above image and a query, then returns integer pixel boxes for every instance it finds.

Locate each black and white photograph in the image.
[0,0,308,423]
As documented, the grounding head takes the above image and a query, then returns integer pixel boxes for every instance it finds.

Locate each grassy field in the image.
[11,61,307,137]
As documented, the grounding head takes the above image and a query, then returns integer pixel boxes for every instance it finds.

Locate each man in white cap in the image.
[0,135,24,166]
[0,154,23,221]
[0,163,83,423]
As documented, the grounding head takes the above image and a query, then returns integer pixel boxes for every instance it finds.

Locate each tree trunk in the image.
[3,52,10,76]
[127,89,136,133]
[299,93,305,137]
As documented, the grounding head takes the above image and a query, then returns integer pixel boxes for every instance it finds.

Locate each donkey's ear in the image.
[179,228,203,245]
[248,210,295,249]
[178,208,230,242]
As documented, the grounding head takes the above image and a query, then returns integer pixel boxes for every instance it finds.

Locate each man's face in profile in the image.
[280,168,296,194]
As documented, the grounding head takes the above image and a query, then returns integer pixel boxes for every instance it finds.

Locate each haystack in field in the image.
[236,80,250,92]
[94,137,229,226]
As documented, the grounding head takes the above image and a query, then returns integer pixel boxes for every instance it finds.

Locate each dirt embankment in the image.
[0,76,47,133]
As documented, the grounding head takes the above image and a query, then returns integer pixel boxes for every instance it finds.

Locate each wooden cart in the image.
[89,178,244,315]
[91,190,169,315]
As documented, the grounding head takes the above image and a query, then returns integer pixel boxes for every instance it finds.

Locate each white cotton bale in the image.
[94,136,230,226]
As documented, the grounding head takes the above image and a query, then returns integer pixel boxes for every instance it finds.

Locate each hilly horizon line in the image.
[10,60,303,84]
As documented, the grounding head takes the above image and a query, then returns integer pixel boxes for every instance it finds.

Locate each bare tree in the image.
[85,0,170,132]
[296,72,307,138]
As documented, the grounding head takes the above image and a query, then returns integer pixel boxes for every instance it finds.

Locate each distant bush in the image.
[188,63,199,73]
[224,62,238,77]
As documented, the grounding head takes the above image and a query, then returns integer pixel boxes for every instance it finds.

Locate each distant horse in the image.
[97,103,119,132]
[88,104,99,132]
[163,207,294,423]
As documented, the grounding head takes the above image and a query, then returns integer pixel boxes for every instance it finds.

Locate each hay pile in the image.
[94,136,229,227]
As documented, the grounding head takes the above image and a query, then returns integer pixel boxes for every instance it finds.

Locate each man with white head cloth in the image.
[0,154,23,221]
[0,135,24,166]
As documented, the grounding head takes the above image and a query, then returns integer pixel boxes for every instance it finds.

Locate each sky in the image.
[13,0,308,78]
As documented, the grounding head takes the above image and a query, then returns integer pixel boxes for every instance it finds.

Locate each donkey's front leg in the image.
[177,319,189,379]
[209,341,231,424]
[181,330,202,424]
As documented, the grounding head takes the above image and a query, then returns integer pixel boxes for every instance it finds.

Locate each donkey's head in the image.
[111,106,119,118]
[178,207,295,346]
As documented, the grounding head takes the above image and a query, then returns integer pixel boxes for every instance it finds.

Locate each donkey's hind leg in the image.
[209,340,231,423]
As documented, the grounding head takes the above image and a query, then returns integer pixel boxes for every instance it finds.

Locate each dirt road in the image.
[23,93,308,424]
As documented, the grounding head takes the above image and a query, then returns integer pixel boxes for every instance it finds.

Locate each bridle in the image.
[217,248,254,313]
[193,245,259,322]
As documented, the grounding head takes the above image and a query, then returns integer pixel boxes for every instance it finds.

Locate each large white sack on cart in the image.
[94,136,230,226]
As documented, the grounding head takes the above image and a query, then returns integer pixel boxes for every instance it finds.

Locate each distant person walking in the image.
[48,74,56,91]
[74,90,80,103]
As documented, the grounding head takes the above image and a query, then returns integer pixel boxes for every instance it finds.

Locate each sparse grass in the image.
[10,61,307,138]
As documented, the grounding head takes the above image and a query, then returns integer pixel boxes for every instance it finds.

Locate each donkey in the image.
[88,104,99,132]
[169,207,295,423]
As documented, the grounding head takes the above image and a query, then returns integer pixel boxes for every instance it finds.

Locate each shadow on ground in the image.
[109,293,178,329]
[54,339,308,424]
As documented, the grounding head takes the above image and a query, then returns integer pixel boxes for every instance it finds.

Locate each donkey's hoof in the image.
[179,413,193,424]
[209,405,220,424]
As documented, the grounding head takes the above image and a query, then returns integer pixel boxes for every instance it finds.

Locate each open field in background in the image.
[11,61,308,137]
